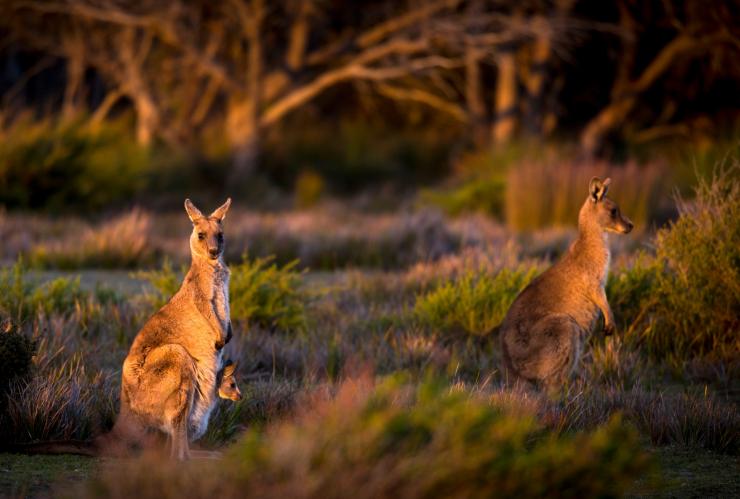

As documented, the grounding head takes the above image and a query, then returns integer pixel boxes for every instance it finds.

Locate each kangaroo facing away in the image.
[500,177,633,389]
[116,198,233,459]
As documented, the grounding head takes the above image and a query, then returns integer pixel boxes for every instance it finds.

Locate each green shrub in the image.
[85,378,652,499]
[644,165,740,361]
[606,255,661,333]
[294,169,325,208]
[0,119,151,211]
[418,148,513,218]
[229,255,306,332]
[0,324,36,396]
[414,267,538,336]
[0,260,87,321]
[419,176,505,217]
[134,255,306,331]
[133,258,183,309]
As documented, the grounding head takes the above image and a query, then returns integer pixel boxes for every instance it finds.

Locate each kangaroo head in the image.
[184,198,231,262]
[218,360,242,401]
[581,177,634,234]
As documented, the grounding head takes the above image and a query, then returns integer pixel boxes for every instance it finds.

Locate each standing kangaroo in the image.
[117,198,233,459]
[6,199,233,459]
[500,177,633,389]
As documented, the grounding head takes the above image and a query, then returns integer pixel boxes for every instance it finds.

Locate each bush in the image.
[638,165,739,361]
[135,254,307,331]
[0,323,36,396]
[0,119,151,211]
[606,255,660,333]
[0,260,87,322]
[133,258,183,309]
[84,377,652,499]
[414,267,538,336]
[418,147,516,218]
[0,355,116,443]
[230,255,307,332]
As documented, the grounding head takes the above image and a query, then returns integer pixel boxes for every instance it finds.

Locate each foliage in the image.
[0,259,87,321]
[0,119,151,211]
[606,255,661,332]
[84,377,652,499]
[414,267,538,336]
[0,324,36,395]
[133,258,183,309]
[230,255,307,332]
[643,165,740,361]
[418,146,522,219]
[293,169,325,208]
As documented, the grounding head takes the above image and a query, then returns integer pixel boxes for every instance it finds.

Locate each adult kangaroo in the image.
[500,177,633,390]
[118,198,233,459]
[6,199,233,460]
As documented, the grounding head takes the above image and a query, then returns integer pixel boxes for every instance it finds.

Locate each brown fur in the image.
[217,360,242,402]
[500,177,633,390]
[117,198,233,460]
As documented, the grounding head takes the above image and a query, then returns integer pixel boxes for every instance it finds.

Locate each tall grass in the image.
[29,208,153,269]
[605,164,740,363]
[506,159,666,230]
[644,165,740,361]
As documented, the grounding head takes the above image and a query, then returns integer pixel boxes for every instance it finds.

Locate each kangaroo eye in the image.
[230,383,236,388]
[198,232,205,240]
[610,208,617,217]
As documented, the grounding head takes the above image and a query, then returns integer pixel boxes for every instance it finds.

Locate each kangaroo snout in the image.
[209,248,220,259]
[620,217,634,234]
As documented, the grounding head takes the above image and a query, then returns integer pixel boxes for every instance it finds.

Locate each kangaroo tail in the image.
[2,439,99,457]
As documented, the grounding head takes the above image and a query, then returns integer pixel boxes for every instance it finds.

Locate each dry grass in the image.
[505,159,667,230]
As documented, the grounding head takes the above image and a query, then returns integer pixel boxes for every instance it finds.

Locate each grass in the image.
[0,165,739,497]
[80,377,653,499]
[0,453,96,498]
[414,266,539,336]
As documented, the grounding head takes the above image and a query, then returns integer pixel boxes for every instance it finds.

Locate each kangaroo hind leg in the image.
[519,315,579,390]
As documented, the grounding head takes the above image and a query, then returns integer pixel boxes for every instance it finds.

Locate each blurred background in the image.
[0,0,738,268]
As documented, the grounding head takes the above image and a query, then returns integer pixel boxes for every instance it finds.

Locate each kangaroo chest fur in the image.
[183,262,230,439]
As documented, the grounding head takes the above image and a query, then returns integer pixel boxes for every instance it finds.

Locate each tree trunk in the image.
[228,0,264,184]
[520,20,550,136]
[226,97,260,183]
[492,49,518,144]
[62,49,85,120]
[133,93,159,146]
[465,45,487,146]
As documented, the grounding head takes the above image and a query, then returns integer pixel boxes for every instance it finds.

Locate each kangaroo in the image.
[3,199,234,459]
[217,360,242,402]
[117,198,233,459]
[499,177,633,390]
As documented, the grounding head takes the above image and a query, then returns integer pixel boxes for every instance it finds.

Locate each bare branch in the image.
[375,82,468,121]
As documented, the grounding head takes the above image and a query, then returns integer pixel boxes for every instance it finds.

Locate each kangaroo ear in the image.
[589,177,610,203]
[210,198,232,221]
[223,361,236,377]
[184,199,204,222]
